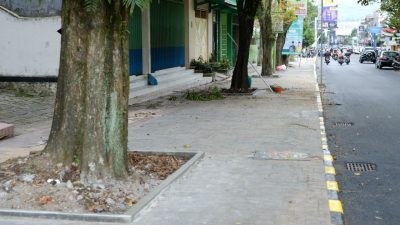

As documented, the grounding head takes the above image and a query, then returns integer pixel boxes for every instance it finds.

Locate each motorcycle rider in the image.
[324,50,331,64]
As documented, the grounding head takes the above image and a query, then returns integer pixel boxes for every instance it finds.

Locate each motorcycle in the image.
[345,53,351,65]
[338,55,344,65]
[325,56,330,65]
[332,54,338,61]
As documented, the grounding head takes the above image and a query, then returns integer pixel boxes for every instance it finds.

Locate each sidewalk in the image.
[0,60,332,225]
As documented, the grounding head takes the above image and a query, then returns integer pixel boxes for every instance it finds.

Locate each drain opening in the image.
[333,122,354,127]
[346,162,377,172]
[324,103,342,106]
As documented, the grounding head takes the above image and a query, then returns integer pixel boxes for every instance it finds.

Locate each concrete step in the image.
[129,67,194,90]
[129,72,212,105]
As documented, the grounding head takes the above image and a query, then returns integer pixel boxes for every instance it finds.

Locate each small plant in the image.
[185,87,224,101]
[168,96,177,101]
[219,58,231,70]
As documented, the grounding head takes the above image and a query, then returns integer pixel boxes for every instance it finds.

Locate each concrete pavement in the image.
[0,59,334,225]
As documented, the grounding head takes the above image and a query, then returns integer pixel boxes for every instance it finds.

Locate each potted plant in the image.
[217,58,231,74]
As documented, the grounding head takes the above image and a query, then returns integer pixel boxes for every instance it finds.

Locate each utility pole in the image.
[319,0,323,85]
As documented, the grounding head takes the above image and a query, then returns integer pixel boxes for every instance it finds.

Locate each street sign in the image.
[368,27,381,34]
[272,11,284,33]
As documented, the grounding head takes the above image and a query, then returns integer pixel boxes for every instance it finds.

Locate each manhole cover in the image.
[346,162,377,172]
[333,122,354,127]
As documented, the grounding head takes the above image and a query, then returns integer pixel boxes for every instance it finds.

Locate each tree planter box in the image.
[0,122,14,139]
[0,150,204,223]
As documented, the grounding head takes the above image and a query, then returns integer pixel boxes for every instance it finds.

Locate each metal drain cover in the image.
[333,122,354,127]
[346,162,377,172]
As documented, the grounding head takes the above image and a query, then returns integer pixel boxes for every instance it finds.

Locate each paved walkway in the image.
[0,60,332,224]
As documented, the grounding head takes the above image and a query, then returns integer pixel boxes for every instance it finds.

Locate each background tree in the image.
[276,0,297,66]
[44,0,149,184]
[258,0,274,76]
[351,28,358,37]
[358,0,400,30]
[302,0,318,48]
[230,0,261,91]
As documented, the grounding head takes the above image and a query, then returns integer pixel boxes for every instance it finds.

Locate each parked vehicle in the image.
[359,50,376,63]
[393,58,400,70]
[376,51,399,69]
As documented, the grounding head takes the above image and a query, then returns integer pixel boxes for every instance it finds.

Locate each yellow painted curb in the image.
[325,166,336,175]
[324,155,333,161]
[329,200,344,213]
[322,144,329,150]
[327,181,339,191]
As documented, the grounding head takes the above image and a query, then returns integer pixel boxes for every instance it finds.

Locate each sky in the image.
[337,0,380,22]
[335,0,380,35]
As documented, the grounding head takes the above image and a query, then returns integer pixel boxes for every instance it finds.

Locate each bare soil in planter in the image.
[221,88,257,96]
[0,151,188,214]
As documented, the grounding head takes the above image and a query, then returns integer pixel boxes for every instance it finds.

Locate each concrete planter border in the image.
[0,150,204,223]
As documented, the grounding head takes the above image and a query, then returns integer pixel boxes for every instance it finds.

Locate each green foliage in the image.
[302,0,318,47]
[351,28,358,37]
[185,87,224,101]
[168,96,177,101]
[82,0,150,12]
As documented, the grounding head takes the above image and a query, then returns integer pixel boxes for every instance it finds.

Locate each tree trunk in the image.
[44,0,130,184]
[258,1,274,76]
[230,0,260,91]
[276,32,286,66]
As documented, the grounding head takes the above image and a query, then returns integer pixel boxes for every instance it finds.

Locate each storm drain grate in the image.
[324,103,342,106]
[346,162,377,172]
[333,122,354,127]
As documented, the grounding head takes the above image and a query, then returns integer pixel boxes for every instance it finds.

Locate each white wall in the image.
[0,7,60,77]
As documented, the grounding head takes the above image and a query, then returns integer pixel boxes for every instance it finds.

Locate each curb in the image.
[314,59,344,225]
[0,151,205,223]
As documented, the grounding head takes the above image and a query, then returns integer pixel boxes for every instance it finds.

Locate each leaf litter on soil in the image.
[0,151,188,214]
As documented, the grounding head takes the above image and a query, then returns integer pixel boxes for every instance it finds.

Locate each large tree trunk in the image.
[230,0,260,91]
[44,0,130,184]
[258,1,274,76]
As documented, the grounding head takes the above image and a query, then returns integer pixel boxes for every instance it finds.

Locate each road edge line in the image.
[314,58,344,225]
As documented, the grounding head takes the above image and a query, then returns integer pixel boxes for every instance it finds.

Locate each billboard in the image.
[323,6,337,23]
[323,0,337,6]
[287,0,308,16]
[282,17,304,55]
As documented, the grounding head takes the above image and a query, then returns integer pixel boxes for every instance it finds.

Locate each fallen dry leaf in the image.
[125,198,137,206]
[38,195,52,205]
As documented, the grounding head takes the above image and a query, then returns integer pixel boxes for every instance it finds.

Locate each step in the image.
[129,74,211,105]
[129,72,203,97]
[129,68,195,90]
[130,69,197,92]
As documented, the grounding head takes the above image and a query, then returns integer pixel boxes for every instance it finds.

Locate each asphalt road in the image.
[320,54,400,225]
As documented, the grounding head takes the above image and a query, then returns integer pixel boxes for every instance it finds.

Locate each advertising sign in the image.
[323,0,337,6]
[287,0,308,16]
[323,6,337,23]
[282,17,304,55]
